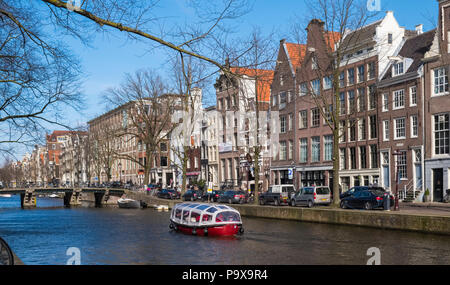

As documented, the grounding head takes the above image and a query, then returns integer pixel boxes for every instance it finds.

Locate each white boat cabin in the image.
[170,203,241,227]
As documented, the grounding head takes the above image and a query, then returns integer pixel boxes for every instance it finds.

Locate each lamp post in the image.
[392,150,402,211]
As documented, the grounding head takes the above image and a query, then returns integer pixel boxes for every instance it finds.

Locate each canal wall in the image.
[124,193,450,236]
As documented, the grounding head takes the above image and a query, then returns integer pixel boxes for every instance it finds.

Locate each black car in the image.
[340,186,369,199]
[157,189,180,200]
[182,190,203,201]
[218,190,247,204]
[201,190,223,202]
[340,189,394,210]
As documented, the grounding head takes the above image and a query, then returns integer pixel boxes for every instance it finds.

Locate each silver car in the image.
[290,186,332,207]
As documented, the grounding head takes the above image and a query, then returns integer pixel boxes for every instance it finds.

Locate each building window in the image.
[300,83,308,96]
[300,138,308,163]
[339,71,345,88]
[324,135,333,161]
[339,92,346,115]
[369,115,377,139]
[288,114,293,131]
[434,114,450,155]
[358,88,366,112]
[279,91,287,109]
[393,89,405,109]
[339,148,346,170]
[410,86,417,106]
[383,120,390,141]
[393,62,404,76]
[368,62,376,80]
[311,137,320,162]
[311,79,321,96]
[433,67,449,96]
[339,121,346,143]
[311,108,320,127]
[388,33,393,44]
[272,94,277,106]
[349,119,356,142]
[411,115,418,138]
[397,151,407,179]
[348,90,355,114]
[348,68,355,85]
[370,145,378,168]
[368,85,376,110]
[394,117,406,139]
[357,65,365,83]
[280,141,287,160]
[360,146,367,169]
[299,110,307,129]
[358,118,366,141]
[382,93,389,112]
[350,147,357,169]
[280,116,286,133]
[324,76,332,90]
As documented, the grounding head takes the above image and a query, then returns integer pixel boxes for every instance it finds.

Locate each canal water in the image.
[0,195,449,265]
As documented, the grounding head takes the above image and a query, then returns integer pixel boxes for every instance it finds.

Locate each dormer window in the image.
[393,61,404,76]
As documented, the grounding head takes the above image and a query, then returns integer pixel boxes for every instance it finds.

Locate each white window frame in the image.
[433,67,449,96]
[382,93,389,112]
[393,89,405,110]
[409,86,417,107]
[392,61,404,77]
[394,117,406,140]
[411,115,418,138]
[383,120,390,141]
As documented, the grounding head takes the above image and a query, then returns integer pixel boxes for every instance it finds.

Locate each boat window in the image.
[187,204,198,208]
[206,207,218,214]
[215,211,240,222]
[182,211,190,222]
[175,209,182,219]
[217,205,228,209]
[201,214,212,222]
[190,212,200,223]
[195,205,210,210]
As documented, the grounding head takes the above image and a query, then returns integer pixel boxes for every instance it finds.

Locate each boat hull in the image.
[170,221,243,237]
[117,199,140,209]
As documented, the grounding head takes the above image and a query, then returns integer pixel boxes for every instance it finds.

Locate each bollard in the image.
[383,192,390,211]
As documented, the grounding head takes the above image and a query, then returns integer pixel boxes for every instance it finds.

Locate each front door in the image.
[433,168,443,202]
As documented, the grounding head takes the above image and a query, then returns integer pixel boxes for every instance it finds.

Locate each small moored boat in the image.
[169,202,244,237]
[117,198,140,209]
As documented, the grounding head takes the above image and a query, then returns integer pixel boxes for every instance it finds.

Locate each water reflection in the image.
[0,196,449,265]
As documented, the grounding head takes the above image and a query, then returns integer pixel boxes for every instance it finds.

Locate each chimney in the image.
[415,24,423,35]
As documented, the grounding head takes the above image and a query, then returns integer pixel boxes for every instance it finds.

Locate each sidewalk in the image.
[398,202,450,216]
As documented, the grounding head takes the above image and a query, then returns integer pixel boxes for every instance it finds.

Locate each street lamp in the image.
[392,150,403,211]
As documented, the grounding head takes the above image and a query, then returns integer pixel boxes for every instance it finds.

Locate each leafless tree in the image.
[294,0,380,207]
[104,70,179,186]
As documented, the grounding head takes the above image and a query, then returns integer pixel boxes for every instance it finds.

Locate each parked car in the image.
[157,189,180,200]
[218,190,247,204]
[201,190,223,202]
[340,189,394,210]
[182,190,203,201]
[290,186,332,208]
[340,186,369,199]
[259,184,296,206]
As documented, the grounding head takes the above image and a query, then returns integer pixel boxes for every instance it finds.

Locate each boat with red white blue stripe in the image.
[169,202,244,237]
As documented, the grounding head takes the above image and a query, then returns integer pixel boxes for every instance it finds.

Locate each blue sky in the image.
[66,0,439,125]
[8,0,439,160]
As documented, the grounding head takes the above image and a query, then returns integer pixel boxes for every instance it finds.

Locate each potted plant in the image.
[423,188,431,202]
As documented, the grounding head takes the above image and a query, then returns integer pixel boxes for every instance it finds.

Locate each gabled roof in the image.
[230,67,274,103]
[382,29,436,80]
[340,20,382,51]
[285,42,307,70]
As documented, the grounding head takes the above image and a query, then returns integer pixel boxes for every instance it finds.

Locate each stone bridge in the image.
[0,188,128,208]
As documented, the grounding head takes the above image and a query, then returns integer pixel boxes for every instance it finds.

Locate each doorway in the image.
[433,168,443,202]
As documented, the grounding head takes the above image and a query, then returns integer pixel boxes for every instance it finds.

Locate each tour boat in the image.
[169,202,244,237]
[117,198,141,209]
